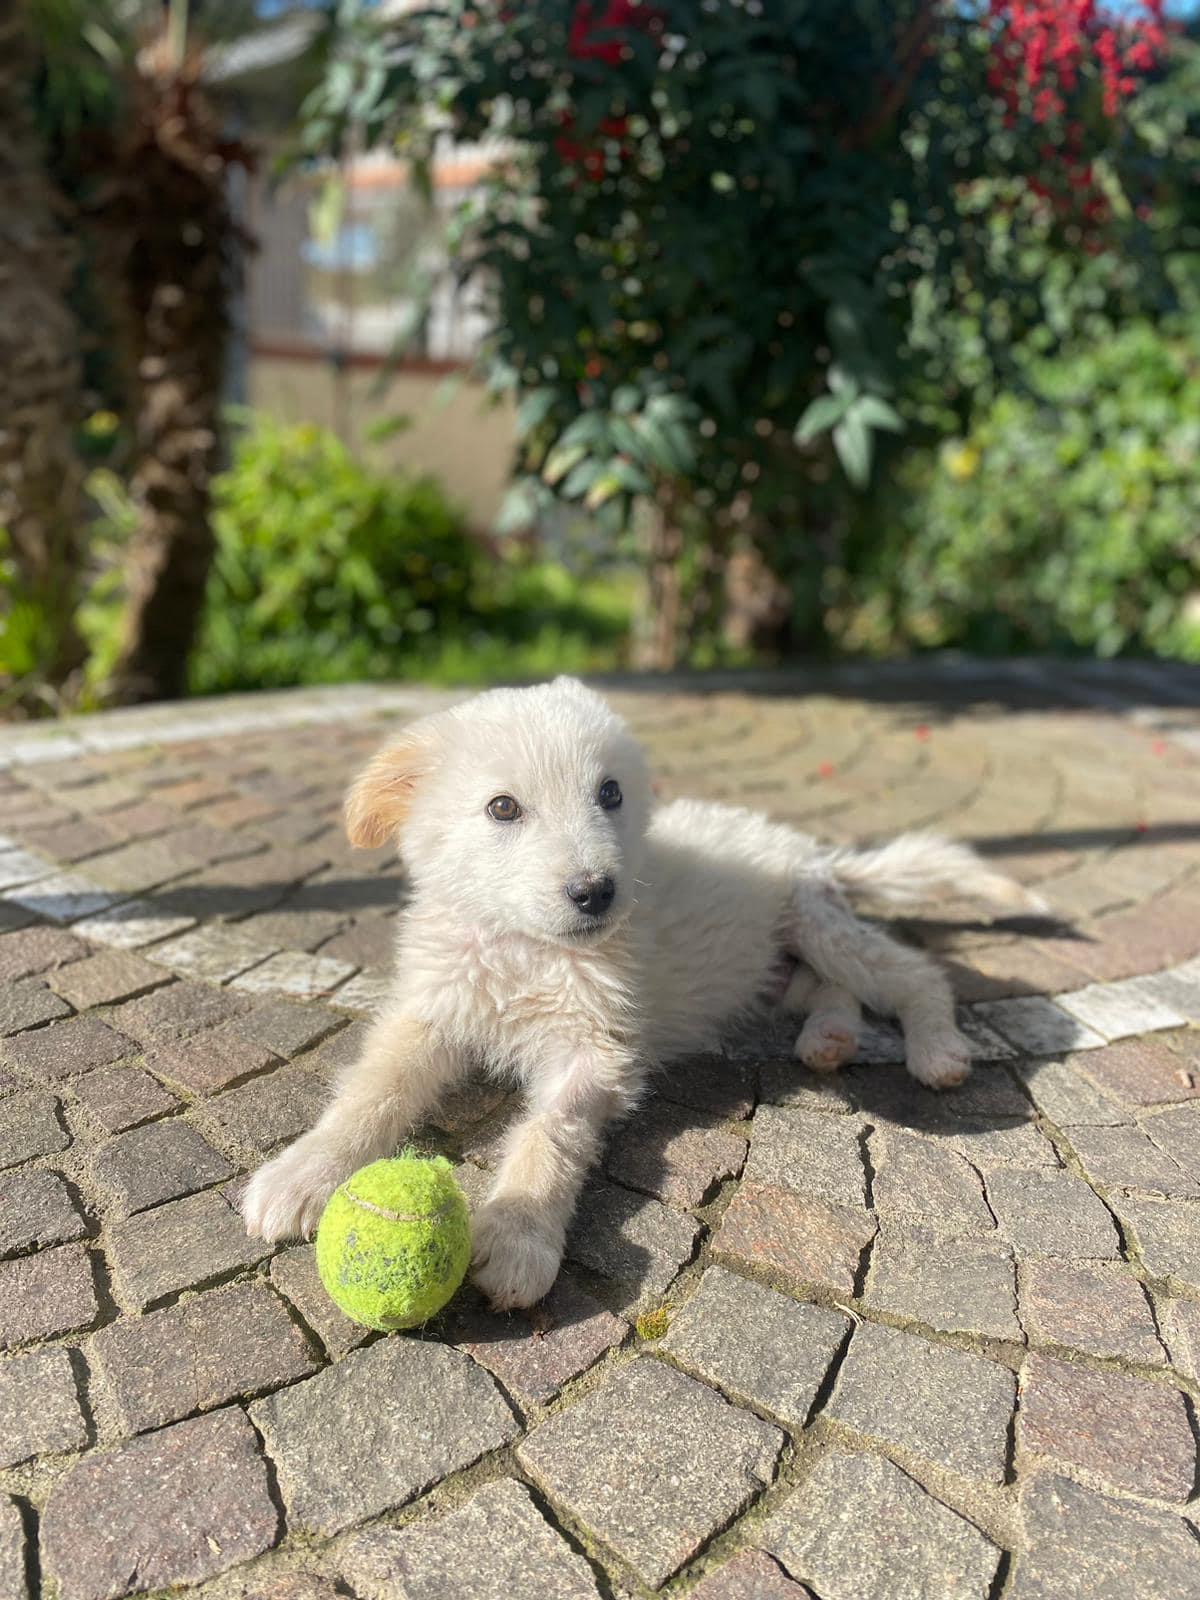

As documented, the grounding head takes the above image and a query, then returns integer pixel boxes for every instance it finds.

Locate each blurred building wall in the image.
[248,354,515,531]
[242,148,515,530]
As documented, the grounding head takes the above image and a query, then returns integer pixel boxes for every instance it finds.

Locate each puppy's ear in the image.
[344,731,433,848]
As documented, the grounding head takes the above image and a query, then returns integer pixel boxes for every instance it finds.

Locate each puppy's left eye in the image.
[487,795,522,822]
[598,778,622,810]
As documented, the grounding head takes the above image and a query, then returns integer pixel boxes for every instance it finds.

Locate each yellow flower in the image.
[944,442,981,482]
[83,410,120,439]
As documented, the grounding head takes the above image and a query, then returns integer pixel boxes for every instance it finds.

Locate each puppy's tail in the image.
[822,831,1048,915]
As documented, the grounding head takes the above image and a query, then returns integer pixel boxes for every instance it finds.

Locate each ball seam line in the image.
[339,1191,459,1225]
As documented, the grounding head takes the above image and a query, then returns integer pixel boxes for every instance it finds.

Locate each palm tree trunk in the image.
[96,60,245,704]
[0,1,86,695]
[110,272,224,703]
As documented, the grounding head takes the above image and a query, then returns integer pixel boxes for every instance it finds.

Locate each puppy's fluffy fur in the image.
[242,678,1038,1309]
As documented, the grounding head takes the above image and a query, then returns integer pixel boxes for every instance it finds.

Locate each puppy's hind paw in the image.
[906,1029,972,1091]
[471,1200,562,1312]
[795,1015,859,1074]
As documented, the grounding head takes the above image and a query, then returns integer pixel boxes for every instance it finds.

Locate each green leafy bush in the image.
[187,414,630,693]
[839,323,1200,661]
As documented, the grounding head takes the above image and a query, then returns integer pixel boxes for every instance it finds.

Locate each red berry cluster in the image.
[555,1,661,180]
[568,0,642,64]
[985,1,1167,238]
[986,0,1167,125]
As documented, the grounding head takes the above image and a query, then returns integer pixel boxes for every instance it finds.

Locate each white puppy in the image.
[242,677,1037,1309]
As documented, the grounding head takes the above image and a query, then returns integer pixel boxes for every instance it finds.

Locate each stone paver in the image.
[199,1060,331,1154]
[72,898,196,949]
[864,1222,1021,1340]
[1014,1058,1127,1126]
[985,1166,1122,1259]
[975,995,1107,1055]
[1010,1473,1200,1600]
[107,1186,273,1310]
[686,1551,813,1600]
[0,1243,98,1349]
[90,1279,318,1433]
[657,1051,759,1119]
[1056,977,1187,1042]
[828,1320,1015,1483]
[660,1265,849,1428]
[1018,1259,1166,1363]
[518,1357,783,1588]
[1018,1351,1194,1501]
[268,1244,370,1360]
[757,1449,1000,1600]
[72,1063,179,1131]
[1140,1100,1200,1179]
[0,1345,88,1466]
[4,871,125,924]
[743,1106,868,1207]
[0,979,73,1036]
[94,1118,234,1212]
[1080,1033,1200,1106]
[108,979,251,1045]
[714,1182,876,1296]
[0,926,86,981]
[1162,1296,1200,1381]
[454,1274,626,1405]
[1,670,1199,1596]
[40,1407,279,1600]
[1111,1195,1200,1290]
[1068,1120,1200,1197]
[232,998,343,1059]
[231,949,355,1000]
[870,1127,995,1234]
[251,1339,518,1536]
[151,924,277,984]
[604,1099,747,1206]
[0,1087,69,1168]
[0,1168,87,1255]
[0,1497,27,1600]
[148,1025,279,1094]
[1,1013,137,1082]
[46,949,168,1009]
[340,1478,603,1600]
[566,1177,702,1311]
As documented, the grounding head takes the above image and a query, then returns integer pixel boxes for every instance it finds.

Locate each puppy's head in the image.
[345,677,651,944]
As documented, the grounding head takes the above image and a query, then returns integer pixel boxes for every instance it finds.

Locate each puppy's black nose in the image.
[564,873,615,916]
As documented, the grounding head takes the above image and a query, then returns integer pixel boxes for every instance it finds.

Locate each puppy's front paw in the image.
[795,1014,859,1073]
[907,1028,972,1091]
[471,1199,562,1311]
[240,1139,343,1242]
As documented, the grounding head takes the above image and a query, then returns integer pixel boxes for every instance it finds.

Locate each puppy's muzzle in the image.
[564,872,615,917]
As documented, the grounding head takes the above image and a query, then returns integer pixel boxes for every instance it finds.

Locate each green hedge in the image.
[839,322,1200,661]
[186,414,631,694]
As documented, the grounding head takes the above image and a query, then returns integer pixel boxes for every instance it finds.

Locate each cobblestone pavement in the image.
[1,658,1199,1600]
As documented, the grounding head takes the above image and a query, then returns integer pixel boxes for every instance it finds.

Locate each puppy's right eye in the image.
[487,795,522,822]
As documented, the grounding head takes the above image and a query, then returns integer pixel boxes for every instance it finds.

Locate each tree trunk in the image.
[633,494,684,671]
[722,538,792,657]
[96,59,246,704]
[109,280,223,703]
[0,1,87,697]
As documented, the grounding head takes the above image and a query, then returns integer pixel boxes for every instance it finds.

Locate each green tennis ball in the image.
[315,1155,471,1331]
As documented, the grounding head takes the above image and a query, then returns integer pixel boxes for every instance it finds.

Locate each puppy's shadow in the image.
[432,905,1096,1339]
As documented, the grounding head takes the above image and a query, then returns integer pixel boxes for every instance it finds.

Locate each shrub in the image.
[838,322,1200,660]
[302,0,1180,666]
[187,414,630,693]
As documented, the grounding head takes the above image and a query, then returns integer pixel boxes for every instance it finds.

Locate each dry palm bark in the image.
[93,41,248,704]
[0,0,87,695]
